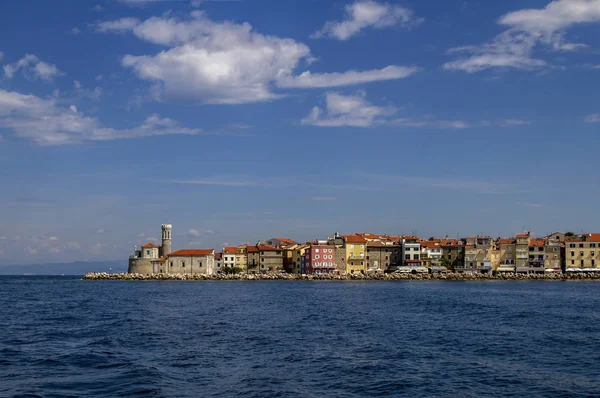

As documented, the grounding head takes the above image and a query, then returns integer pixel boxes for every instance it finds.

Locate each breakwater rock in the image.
[82,272,600,281]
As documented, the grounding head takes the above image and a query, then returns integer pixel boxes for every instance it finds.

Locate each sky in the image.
[1,0,600,265]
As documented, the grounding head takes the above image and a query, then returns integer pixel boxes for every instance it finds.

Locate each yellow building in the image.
[565,234,600,269]
[343,235,367,274]
[290,244,309,274]
[464,236,495,274]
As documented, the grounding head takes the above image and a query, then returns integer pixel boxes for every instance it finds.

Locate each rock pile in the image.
[82,272,600,281]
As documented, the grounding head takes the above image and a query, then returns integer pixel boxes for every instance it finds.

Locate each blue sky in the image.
[1,0,600,265]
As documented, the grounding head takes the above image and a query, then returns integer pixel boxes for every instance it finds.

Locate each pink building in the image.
[303,244,336,274]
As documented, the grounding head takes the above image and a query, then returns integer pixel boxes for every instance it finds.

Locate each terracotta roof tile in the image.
[223,246,237,254]
[141,243,159,248]
[342,235,367,244]
[169,249,214,256]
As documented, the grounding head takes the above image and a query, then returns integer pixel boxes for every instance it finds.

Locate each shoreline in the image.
[82,272,600,281]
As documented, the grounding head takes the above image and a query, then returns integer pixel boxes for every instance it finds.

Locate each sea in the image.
[1,277,599,397]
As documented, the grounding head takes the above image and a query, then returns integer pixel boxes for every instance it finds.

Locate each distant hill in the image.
[0,261,126,275]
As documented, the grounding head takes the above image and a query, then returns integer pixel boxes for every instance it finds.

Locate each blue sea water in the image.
[1,277,600,397]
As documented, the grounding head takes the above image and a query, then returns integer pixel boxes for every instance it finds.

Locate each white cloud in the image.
[3,54,63,81]
[96,229,105,234]
[0,89,203,145]
[444,0,600,73]
[277,65,418,88]
[188,228,201,237]
[71,27,81,36]
[301,91,395,127]
[48,236,59,241]
[74,80,82,89]
[312,0,422,40]
[96,12,417,104]
[95,17,140,33]
[585,113,600,123]
[96,74,104,81]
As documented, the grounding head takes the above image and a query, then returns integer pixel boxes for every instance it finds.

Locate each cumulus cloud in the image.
[96,12,417,103]
[444,0,600,73]
[48,236,59,241]
[188,229,201,237]
[277,65,418,88]
[3,54,63,81]
[585,113,600,123]
[301,91,395,127]
[0,89,203,145]
[312,0,422,40]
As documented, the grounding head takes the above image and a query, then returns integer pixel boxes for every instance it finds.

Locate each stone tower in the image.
[161,224,172,257]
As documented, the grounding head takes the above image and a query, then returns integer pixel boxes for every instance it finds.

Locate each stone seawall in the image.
[83,272,600,281]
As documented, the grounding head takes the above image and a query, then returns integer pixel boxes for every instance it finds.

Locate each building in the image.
[565,233,600,269]
[496,237,517,272]
[420,240,443,270]
[342,235,367,274]
[544,239,563,271]
[223,246,237,268]
[303,244,336,274]
[246,243,284,273]
[128,224,172,274]
[402,237,422,266]
[463,236,494,274]
[290,244,310,274]
[440,239,465,270]
[166,249,215,275]
[214,252,223,271]
[515,233,530,268]
[366,242,401,273]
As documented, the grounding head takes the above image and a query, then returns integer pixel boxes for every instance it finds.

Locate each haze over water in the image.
[1,277,600,397]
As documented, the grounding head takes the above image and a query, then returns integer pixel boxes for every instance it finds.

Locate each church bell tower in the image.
[161,224,172,257]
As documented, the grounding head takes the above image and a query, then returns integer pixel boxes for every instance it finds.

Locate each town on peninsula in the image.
[84,224,600,280]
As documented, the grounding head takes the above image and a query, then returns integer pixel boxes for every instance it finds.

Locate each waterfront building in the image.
[215,252,223,271]
[246,243,284,273]
[342,235,367,274]
[440,239,465,271]
[366,241,401,273]
[303,244,336,274]
[463,236,494,274]
[565,233,600,269]
[420,240,443,270]
[496,237,517,272]
[165,249,215,275]
[544,239,563,271]
[223,246,237,268]
[515,233,530,269]
[402,237,422,267]
[128,224,173,274]
[290,244,310,274]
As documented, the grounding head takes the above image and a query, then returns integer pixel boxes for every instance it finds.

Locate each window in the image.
[414,254,420,260]
[570,244,576,248]
[182,262,185,268]
[385,256,389,260]
[592,252,596,257]
[592,244,597,248]
[571,251,575,257]
[593,260,596,267]
[360,261,364,265]
[579,244,584,248]
[360,245,364,249]
[581,260,584,267]
[315,255,320,259]
[580,251,584,256]
[553,247,558,252]
[366,256,370,260]
[571,260,575,265]
[146,250,150,255]
[170,262,173,267]
[199,261,202,266]
[405,254,410,260]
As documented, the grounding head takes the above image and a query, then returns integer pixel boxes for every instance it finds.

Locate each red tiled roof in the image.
[529,238,546,247]
[516,233,530,238]
[498,238,516,245]
[273,237,296,244]
[215,253,222,260]
[223,246,237,254]
[420,241,441,248]
[257,243,279,251]
[569,233,600,243]
[141,243,158,248]
[343,235,367,244]
[441,239,463,246]
[151,257,167,262]
[246,245,260,253]
[169,249,214,256]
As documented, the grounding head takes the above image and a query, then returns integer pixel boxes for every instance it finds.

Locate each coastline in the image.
[82,272,600,281]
